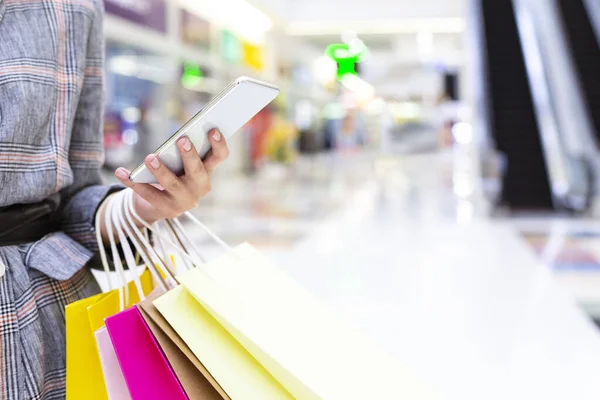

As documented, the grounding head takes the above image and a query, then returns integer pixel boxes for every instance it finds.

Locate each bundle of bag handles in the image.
[93,188,233,311]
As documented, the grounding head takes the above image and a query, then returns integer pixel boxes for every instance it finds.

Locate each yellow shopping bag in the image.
[66,292,109,400]
[65,269,153,400]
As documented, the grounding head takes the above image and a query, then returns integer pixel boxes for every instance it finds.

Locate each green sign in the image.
[325,43,367,79]
[181,61,203,89]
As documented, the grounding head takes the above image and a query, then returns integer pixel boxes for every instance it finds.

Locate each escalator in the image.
[480,0,554,210]
[557,0,600,146]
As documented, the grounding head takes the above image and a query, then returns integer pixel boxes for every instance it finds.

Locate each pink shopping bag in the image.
[105,306,188,400]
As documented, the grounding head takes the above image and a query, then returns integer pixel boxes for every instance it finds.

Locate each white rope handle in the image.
[180,212,252,268]
[120,213,170,290]
[103,192,237,282]
[95,192,119,290]
[104,191,129,310]
[164,219,195,271]
[116,190,168,290]
[124,191,189,277]
[154,221,177,274]
[183,212,232,252]
[171,217,207,265]
[157,220,189,272]
[125,190,204,272]
[112,190,146,303]
[121,190,176,288]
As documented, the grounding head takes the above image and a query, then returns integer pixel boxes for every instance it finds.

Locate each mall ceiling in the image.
[252,0,466,31]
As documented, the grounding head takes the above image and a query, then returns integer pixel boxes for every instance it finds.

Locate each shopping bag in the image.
[67,191,155,400]
[113,193,232,398]
[176,243,435,400]
[66,293,110,400]
[96,326,132,400]
[154,286,293,399]
[105,305,188,400]
[131,205,433,398]
[65,270,153,400]
[87,269,153,332]
[99,189,185,400]
[137,289,228,400]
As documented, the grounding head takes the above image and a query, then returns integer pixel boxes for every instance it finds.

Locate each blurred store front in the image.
[99,0,466,178]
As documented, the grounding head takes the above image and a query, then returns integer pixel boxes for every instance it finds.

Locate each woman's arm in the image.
[60,1,122,252]
[62,1,229,248]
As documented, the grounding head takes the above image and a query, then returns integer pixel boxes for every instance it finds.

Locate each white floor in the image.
[183,150,600,399]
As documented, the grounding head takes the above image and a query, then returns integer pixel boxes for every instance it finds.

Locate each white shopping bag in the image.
[95,327,132,400]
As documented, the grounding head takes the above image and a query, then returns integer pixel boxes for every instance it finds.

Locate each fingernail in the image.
[115,168,130,180]
[212,130,221,142]
[148,155,160,169]
[179,137,192,152]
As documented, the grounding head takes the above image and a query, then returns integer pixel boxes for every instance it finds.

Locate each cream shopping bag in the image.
[178,263,433,400]
[154,286,293,399]
[136,208,435,399]
[172,214,436,400]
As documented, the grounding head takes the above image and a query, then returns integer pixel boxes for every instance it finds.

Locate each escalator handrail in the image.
[512,0,574,207]
[466,0,494,151]
[583,0,600,46]
[534,0,598,160]
[532,0,600,206]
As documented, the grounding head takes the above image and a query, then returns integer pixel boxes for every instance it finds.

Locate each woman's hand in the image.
[114,129,229,224]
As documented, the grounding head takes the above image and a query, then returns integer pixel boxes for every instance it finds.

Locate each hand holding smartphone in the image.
[113,77,279,224]
[130,76,279,183]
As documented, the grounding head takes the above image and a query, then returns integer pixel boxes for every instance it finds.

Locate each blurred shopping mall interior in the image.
[99,0,600,397]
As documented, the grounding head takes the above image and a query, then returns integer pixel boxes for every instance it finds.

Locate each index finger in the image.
[115,167,171,205]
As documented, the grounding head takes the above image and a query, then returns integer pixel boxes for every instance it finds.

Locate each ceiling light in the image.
[313,56,338,85]
[180,0,272,43]
[287,18,465,36]
[452,122,473,144]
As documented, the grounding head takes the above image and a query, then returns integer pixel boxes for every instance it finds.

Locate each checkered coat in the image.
[0,0,116,398]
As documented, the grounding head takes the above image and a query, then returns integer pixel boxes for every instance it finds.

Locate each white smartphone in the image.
[130,76,279,183]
